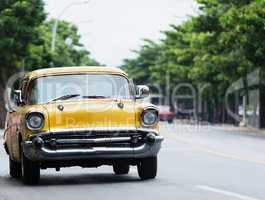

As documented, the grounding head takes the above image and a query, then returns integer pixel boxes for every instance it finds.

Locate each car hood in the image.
[41,99,136,131]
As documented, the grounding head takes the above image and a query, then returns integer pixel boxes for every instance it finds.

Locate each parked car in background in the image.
[143,95,175,123]
[4,67,163,185]
[157,105,175,123]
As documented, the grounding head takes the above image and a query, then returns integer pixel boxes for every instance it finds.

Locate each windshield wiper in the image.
[49,94,81,102]
[82,95,109,99]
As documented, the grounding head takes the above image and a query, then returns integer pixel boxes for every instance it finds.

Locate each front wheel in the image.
[113,163,130,175]
[137,157,157,180]
[9,157,22,178]
[21,149,40,185]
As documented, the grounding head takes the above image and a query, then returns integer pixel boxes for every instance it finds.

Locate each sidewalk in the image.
[219,125,265,136]
[175,119,265,137]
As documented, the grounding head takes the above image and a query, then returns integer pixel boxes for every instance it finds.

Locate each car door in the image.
[7,78,28,161]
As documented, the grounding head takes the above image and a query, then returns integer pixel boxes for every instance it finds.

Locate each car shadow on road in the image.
[0,173,142,187]
[0,175,24,187]
[39,173,141,186]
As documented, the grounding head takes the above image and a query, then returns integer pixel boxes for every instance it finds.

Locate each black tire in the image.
[113,163,130,175]
[9,157,22,178]
[137,157,157,180]
[21,150,40,185]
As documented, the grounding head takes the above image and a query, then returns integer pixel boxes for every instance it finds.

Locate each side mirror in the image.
[136,85,150,99]
[14,90,23,105]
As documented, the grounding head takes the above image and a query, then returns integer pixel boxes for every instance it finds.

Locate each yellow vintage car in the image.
[4,66,163,185]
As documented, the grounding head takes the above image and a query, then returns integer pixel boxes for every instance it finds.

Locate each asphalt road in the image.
[1,122,265,200]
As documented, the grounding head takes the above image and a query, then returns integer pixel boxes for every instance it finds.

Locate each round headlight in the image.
[141,109,158,126]
[26,112,44,130]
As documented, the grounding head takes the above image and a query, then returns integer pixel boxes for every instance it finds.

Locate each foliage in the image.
[0,0,46,82]
[122,39,161,85]
[26,19,99,71]
[0,0,99,128]
[0,0,99,81]
[122,0,264,113]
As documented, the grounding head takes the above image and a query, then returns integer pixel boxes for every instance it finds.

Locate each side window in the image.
[28,79,38,105]
[20,79,29,103]
[129,79,136,97]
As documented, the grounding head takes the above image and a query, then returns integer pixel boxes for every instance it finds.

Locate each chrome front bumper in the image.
[22,130,163,162]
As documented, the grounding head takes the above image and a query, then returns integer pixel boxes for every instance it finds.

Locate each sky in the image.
[44,0,197,67]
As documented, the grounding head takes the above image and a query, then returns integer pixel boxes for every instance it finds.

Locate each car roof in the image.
[26,66,128,80]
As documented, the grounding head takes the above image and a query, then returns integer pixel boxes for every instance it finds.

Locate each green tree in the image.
[0,0,45,80]
[122,39,161,85]
[122,0,265,124]
[0,0,46,127]
[26,19,99,71]
[190,0,265,122]
[0,1,100,128]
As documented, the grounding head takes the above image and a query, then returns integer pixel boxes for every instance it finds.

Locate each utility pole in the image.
[51,0,91,52]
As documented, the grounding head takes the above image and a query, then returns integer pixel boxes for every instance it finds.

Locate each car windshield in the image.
[28,74,131,104]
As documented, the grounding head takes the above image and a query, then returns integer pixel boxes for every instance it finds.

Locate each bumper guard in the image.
[22,131,163,162]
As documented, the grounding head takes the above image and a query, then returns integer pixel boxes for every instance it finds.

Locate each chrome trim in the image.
[14,90,23,104]
[22,135,163,161]
[136,128,159,134]
[29,128,159,140]
[49,127,138,133]
[136,85,150,99]
[55,137,132,144]
[142,105,158,111]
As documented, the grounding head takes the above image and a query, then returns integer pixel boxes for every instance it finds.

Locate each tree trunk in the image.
[0,85,7,129]
[260,84,265,128]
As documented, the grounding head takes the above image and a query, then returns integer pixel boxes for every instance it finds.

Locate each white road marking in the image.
[196,185,260,200]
